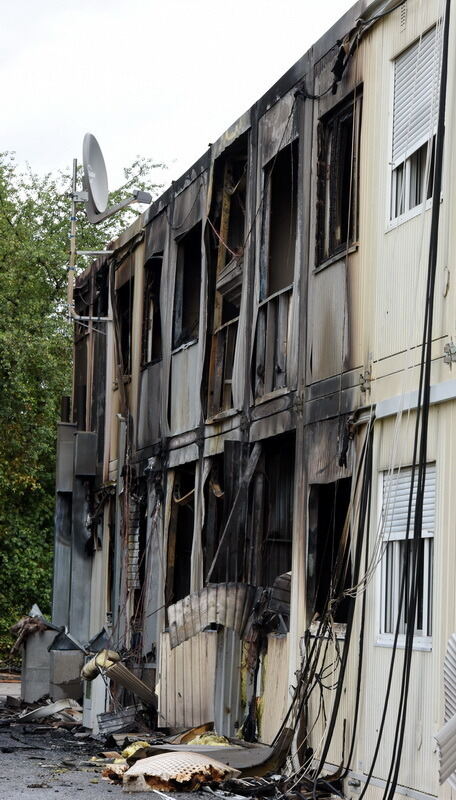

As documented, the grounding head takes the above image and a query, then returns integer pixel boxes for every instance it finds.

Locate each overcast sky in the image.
[1,0,353,193]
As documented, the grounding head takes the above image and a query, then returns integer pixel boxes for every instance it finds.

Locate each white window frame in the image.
[376,464,435,651]
[388,25,441,228]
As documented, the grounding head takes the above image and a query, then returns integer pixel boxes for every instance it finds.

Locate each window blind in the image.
[392,26,441,164]
[383,464,436,539]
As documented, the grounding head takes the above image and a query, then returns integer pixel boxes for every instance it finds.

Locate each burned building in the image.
[52,0,456,798]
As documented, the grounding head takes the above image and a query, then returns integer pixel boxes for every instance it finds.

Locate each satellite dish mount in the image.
[76,133,152,224]
[66,133,152,323]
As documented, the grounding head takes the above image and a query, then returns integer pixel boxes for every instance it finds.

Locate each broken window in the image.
[247,433,295,587]
[261,139,298,298]
[308,478,352,623]
[390,27,439,221]
[207,140,247,416]
[173,223,202,349]
[142,256,163,365]
[316,92,361,264]
[166,465,195,606]
[116,278,134,375]
[252,140,298,400]
[380,464,435,641]
[203,435,294,591]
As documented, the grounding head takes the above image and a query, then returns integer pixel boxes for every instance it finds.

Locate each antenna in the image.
[66,133,153,325]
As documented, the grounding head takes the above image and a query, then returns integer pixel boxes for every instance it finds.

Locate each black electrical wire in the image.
[313,423,374,780]
[340,432,372,778]
[270,424,374,758]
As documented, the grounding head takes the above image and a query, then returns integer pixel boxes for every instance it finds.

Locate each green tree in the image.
[0,152,164,659]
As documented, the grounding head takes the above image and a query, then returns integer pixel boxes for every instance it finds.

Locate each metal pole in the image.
[67,158,77,318]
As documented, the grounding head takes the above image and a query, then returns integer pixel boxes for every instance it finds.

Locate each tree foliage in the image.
[0,152,164,659]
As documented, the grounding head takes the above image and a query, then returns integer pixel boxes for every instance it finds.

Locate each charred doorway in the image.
[307,477,352,623]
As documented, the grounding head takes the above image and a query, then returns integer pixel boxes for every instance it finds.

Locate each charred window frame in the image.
[261,138,298,299]
[307,478,353,624]
[316,91,362,266]
[142,256,163,366]
[172,223,202,349]
[116,278,134,376]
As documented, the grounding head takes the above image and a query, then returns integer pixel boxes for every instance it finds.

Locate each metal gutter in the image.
[376,378,456,419]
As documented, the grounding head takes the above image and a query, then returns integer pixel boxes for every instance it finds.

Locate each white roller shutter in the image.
[383,464,436,539]
[392,25,441,164]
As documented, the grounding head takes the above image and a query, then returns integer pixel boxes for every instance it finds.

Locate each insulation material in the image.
[102,762,129,784]
[167,583,258,649]
[122,750,240,792]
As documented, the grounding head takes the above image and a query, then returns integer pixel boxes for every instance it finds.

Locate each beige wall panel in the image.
[259,634,290,745]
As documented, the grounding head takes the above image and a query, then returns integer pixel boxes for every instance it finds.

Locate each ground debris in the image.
[122,751,241,792]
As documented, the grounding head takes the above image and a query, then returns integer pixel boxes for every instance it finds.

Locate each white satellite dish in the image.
[81,132,152,224]
[83,133,109,214]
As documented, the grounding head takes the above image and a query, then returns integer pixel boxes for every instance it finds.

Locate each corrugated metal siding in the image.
[137,362,162,448]
[170,345,200,434]
[158,631,217,729]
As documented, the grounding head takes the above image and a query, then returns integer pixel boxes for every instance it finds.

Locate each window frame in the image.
[315,89,362,267]
[172,222,202,351]
[260,137,299,300]
[388,26,440,228]
[376,464,435,651]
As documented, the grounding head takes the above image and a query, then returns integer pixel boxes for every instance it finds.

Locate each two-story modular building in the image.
[52,0,456,797]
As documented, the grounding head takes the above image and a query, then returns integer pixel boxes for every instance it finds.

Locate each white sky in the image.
[1,0,353,192]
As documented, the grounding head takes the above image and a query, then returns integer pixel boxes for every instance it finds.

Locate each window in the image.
[262,139,298,298]
[379,465,435,643]
[390,26,440,221]
[173,223,202,349]
[316,92,361,264]
[142,256,162,365]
